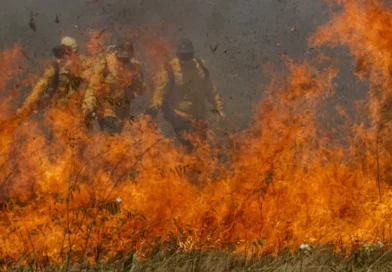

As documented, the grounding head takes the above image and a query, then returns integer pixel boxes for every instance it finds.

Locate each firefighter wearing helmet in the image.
[61,36,96,83]
[18,40,84,115]
[146,38,225,152]
[82,39,146,134]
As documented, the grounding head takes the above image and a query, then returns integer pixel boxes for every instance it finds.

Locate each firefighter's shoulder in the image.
[169,57,181,67]
[42,62,58,78]
[170,58,179,65]
[168,58,181,73]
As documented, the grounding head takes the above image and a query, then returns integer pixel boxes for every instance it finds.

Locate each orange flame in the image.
[3,1,392,268]
[0,45,23,118]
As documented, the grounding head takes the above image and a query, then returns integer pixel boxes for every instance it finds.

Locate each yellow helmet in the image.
[61,36,77,51]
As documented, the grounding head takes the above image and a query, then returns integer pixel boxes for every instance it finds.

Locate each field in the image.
[33,247,392,272]
[3,0,392,271]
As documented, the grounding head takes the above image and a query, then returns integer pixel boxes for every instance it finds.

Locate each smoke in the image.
[0,0,337,131]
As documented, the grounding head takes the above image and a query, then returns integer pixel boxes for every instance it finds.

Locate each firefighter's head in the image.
[113,39,134,63]
[176,38,194,61]
[52,44,75,66]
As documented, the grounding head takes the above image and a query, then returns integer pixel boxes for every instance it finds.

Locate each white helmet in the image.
[61,36,77,52]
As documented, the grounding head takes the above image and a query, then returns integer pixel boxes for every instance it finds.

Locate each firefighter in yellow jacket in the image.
[61,36,95,82]
[145,38,225,151]
[18,41,84,115]
[82,40,146,134]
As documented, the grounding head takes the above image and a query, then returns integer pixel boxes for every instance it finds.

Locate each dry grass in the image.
[16,246,391,272]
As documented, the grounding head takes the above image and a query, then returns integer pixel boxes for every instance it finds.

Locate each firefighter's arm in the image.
[199,59,225,121]
[208,84,226,121]
[206,84,224,112]
[201,60,224,114]
[19,66,56,114]
[82,58,105,115]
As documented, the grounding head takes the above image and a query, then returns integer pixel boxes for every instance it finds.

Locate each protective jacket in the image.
[83,53,146,121]
[21,56,84,113]
[151,57,223,123]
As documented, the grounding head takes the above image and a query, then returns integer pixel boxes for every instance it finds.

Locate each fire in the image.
[309,0,392,122]
[0,45,24,118]
[146,37,171,69]
[2,0,392,268]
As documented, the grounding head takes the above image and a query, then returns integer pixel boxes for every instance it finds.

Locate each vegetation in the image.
[11,246,392,272]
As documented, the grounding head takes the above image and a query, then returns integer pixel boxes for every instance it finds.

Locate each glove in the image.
[100,116,122,134]
[84,111,98,128]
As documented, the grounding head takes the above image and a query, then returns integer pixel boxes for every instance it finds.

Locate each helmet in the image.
[61,36,77,52]
[176,38,194,55]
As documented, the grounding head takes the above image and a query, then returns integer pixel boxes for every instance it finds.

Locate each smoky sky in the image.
[0,0,363,132]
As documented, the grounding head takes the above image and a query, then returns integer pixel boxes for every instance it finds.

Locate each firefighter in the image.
[82,40,146,134]
[145,38,226,152]
[61,36,96,84]
[17,43,84,115]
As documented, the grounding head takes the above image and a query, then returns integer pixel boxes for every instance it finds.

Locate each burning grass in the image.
[2,0,392,270]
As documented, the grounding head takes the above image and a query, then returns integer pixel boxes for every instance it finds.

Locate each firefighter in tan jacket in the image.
[18,38,84,115]
[146,38,225,151]
[61,36,96,82]
[82,40,146,134]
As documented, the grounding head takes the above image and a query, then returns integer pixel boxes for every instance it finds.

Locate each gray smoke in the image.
[0,0,364,134]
